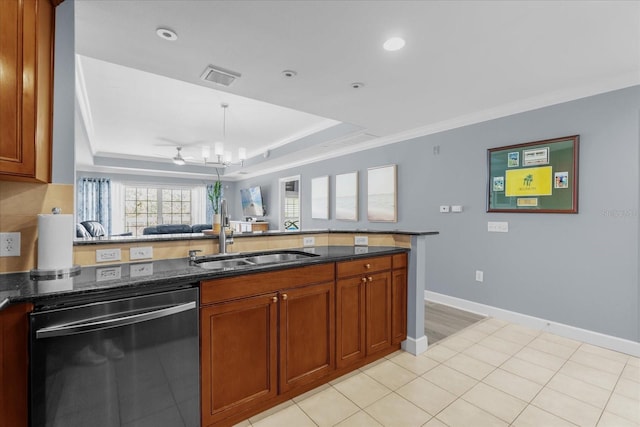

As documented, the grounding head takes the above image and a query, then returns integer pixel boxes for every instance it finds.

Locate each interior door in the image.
[279,175,301,231]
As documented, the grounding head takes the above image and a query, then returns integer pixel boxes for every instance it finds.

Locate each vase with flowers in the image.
[208,178,222,233]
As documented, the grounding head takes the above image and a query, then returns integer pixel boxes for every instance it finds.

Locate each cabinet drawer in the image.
[200,263,335,305]
[336,256,391,278]
[392,253,407,269]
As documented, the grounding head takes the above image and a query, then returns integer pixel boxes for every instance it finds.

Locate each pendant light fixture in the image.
[203,103,247,167]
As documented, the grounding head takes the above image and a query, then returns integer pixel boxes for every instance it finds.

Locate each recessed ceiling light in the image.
[156,28,178,41]
[383,37,405,51]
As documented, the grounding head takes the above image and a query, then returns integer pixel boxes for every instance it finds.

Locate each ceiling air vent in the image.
[200,65,241,87]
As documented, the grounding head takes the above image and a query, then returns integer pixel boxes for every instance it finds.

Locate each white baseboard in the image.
[402,335,429,356]
[425,291,640,357]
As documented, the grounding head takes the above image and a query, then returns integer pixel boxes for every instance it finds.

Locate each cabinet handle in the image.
[272,296,278,303]
[365,263,371,269]
[368,276,373,282]
[282,294,288,300]
[361,277,367,283]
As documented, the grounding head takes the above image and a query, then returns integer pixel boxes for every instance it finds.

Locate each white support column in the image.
[402,234,429,355]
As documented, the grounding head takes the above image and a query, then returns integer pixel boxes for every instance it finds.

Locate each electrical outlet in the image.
[354,235,368,246]
[475,270,484,282]
[303,236,315,247]
[96,248,121,262]
[96,266,122,282]
[0,232,20,257]
[130,246,153,260]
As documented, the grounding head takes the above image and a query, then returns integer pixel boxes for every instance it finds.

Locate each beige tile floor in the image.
[234,317,640,427]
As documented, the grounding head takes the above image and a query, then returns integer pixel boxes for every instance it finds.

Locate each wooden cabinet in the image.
[335,274,366,368]
[0,0,56,182]
[200,293,278,426]
[336,255,397,368]
[0,303,32,427]
[279,282,334,393]
[366,271,392,354]
[200,254,407,425]
[200,264,335,427]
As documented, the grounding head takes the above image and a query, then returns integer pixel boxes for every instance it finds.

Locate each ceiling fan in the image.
[172,147,193,165]
[152,139,199,165]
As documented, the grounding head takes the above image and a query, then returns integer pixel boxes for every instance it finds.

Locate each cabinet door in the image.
[366,271,392,355]
[392,268,408,344]
[279,282,335,393]
[336,276,366,368]
[0,0,54,182]
[201,293,278,426]
[0,303,32,427]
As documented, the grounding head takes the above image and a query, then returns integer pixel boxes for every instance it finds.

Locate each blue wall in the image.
[234,86,640,342]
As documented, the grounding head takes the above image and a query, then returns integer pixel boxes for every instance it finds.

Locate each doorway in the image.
[279,175,300,231]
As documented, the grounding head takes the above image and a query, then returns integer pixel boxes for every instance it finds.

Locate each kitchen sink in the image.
[244,253,314,264]
[196,258,254,270]
[193,250,318,270]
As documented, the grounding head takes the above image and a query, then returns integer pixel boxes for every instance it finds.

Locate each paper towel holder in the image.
[32,206,80,279]
[30,265,81,280]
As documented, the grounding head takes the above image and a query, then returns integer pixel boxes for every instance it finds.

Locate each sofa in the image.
[76,221,133,238]
[142,224,212,235]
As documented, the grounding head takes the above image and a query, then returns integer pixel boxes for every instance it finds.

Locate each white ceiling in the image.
[74,0,640,180]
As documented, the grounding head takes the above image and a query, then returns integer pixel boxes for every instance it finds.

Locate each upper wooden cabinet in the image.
[0,0,56,182]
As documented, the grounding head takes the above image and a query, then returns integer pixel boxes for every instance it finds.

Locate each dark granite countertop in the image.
[74,229,438,245]
[0,246,409,309]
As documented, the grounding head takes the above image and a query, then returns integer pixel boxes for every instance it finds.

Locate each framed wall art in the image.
[335,172,358,221]
[311,176,329,219]
[367,164,397,222]
[487,135,579,213]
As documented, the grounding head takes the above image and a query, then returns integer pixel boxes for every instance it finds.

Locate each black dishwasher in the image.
[30,287,199,427]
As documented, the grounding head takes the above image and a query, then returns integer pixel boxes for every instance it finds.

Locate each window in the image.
[124,186,192,235]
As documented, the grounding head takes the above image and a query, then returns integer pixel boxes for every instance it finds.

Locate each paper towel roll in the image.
[38,214,74,270]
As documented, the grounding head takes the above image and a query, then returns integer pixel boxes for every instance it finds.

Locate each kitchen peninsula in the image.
[0,229,437,427]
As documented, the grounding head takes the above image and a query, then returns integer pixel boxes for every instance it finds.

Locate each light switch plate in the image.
[303,236,315,247]
[130,246,153,260]
[96,248,121,262]
[488,221,509,232]
[451,205,463,213]
[439,205,450,213]
[130,263,153,277]
[0,232,20,257]
[354,236,368,246]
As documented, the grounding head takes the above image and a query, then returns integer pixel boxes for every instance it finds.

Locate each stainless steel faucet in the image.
[219,199,233,254]
[188,249,202,262]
